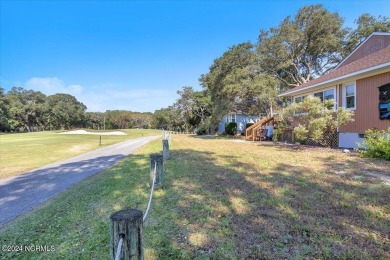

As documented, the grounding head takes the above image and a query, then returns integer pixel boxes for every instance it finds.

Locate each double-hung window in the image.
[313,88,335,109]
[227,114,236,123]
[294,95,306,103]
[343,83,356,110]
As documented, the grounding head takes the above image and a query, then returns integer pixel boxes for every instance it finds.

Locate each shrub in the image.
[294,124,309,143]
[196,124,208,135]
[278,96,354,143]
[225,122,237,135]
[272,128,281,141]
[246,123,254,129]
[358,128,390,160]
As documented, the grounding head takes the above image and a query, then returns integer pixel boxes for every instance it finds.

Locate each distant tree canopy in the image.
[153,87,211,132]
[104,110,153,129]
[0,87,154,132]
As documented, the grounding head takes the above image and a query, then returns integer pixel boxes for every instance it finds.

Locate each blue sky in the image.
[1,0,389,112]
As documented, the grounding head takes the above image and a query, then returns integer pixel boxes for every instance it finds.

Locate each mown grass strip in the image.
[0,129,161,179]
[1,135,389,259]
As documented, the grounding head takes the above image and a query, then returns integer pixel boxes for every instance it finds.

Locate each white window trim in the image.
[231,114,236,123]
[293,87,337,109]
[294,95,306,103]
[312,86,337,110]
[227,114,236,123]
[342,82,356,110]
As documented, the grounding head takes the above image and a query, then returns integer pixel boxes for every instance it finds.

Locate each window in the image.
[324,89,335,101]
[227,114,236,123]
[294,95,306,103]
[343,83,356,109]
[313,89,335,109]
[314,92,324,102]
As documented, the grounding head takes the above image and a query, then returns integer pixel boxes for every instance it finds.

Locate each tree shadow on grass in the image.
[145,148,390,259]
[0,152,155,259]
[0,154,130,228]
[2,139,388,259]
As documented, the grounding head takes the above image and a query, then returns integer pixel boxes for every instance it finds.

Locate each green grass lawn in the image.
[0,129,161,179]
[0,135,389,259]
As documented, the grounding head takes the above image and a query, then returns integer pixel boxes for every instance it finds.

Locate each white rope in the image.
[143,161,157,222]
[114,237,124,260]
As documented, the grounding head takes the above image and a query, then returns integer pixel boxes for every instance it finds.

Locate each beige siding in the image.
[340,72,390,132]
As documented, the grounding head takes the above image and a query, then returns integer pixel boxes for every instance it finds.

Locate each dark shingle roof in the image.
[280,46,390,96]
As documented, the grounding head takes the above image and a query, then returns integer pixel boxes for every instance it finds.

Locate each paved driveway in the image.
[0,135,159,228]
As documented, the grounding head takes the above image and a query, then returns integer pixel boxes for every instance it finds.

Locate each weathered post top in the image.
[110,209,144,260]
[110,209,143,222]
[149,153,163,162]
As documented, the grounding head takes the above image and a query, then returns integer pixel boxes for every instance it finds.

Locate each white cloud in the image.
[24,77,177,112]
[84,88,176,112]
[25,77,83,96]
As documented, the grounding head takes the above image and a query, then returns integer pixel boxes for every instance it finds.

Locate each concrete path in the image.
[0,135,159,229]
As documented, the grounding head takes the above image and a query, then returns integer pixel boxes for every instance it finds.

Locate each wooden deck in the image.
[245,117,279,141]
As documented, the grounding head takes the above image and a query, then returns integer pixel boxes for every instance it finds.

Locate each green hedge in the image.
[225,122,237,135]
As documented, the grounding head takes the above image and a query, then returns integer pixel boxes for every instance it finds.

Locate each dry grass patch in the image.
[0,135,388,259]
[157,136,390,259]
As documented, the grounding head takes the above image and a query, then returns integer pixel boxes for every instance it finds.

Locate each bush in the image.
[272,128,282,142]
[225,122,237,135]
[196,124,208,135]
[358,128,390,160]
[246,123,254,129]
[294,124,309,143]
[278,96,354,143]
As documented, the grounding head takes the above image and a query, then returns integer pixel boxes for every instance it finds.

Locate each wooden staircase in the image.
[245,117,279,141]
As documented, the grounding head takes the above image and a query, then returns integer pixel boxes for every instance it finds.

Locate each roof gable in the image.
[336,32,390,69]
[280,46,390,96]
[280,32,390,97]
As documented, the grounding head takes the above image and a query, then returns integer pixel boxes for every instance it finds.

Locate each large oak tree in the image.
[200,42,278,128]
[257,4,346,90]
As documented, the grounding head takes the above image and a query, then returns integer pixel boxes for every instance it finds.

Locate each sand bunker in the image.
[58,130,127,135]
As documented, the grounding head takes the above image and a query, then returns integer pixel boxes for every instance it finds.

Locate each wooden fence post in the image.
[150,154,164,187]
[162,139,169,160]
[110,209,144,260]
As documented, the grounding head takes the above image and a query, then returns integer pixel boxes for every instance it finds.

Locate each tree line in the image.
[0,87,154,132]
[154,5,389,133]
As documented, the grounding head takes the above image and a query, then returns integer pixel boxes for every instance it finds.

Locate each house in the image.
[279,32,390,148]
[218,114,259,134]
